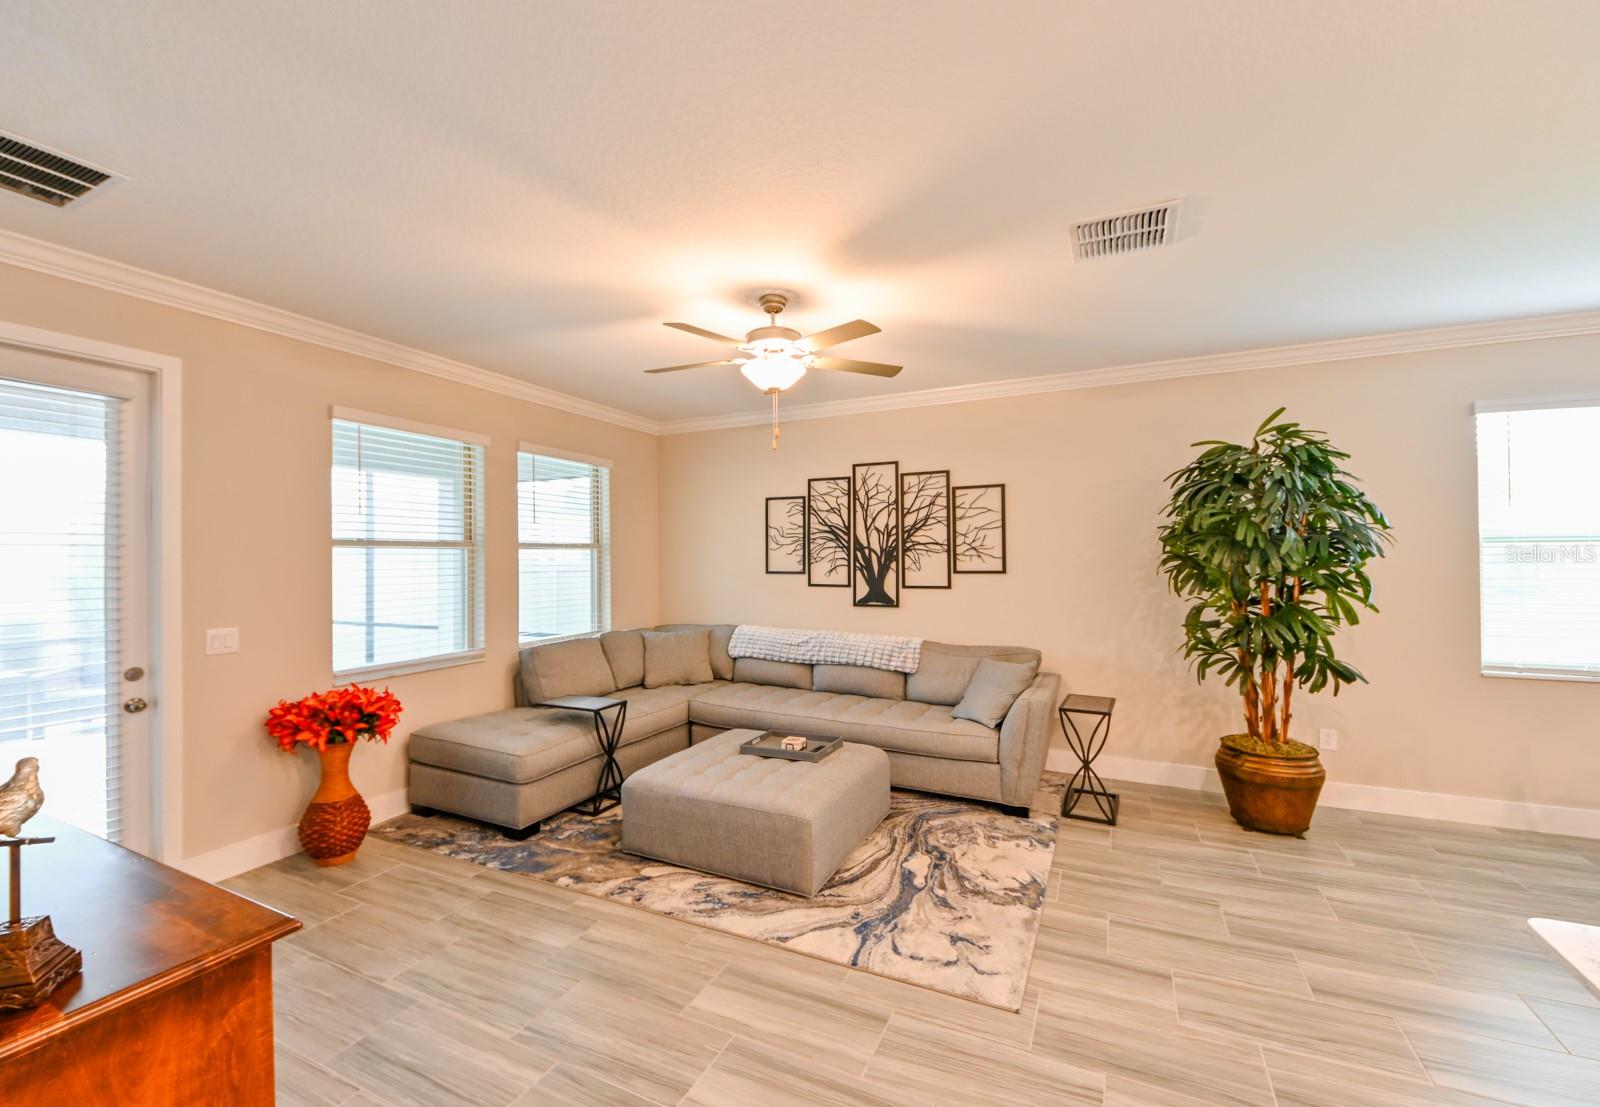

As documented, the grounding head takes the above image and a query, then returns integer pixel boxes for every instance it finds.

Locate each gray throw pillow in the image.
[950,658,1038,728]
[642,628,714,688]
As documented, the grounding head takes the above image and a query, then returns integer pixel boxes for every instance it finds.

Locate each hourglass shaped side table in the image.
[1058,694,1120,826]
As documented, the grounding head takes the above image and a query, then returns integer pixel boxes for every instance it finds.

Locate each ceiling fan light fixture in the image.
[737,344,810,392]
[650,292,899,451]
[650,289,899,435]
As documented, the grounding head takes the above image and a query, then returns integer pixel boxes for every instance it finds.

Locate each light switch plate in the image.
[205,627,240,655]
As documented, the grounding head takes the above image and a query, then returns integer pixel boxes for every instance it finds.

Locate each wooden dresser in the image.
[0,817,300,1104]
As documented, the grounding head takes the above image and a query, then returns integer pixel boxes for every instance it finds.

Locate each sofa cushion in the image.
[612,683,711,736]
[521,637,616,703]
[409,685,709,785]
[813,663,906,700]
[600,630,645,688]
[952,658,1040,728]
[654,623,735,680]
[732,657,813,689]
[643,628,714,688]
[906,641,1042,706]
[709,624,736,681]
[688,683,999,763]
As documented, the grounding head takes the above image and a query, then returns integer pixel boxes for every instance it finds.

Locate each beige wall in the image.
[659,335,1600,812]
[0,261,660,860]
[6,250,1597,857]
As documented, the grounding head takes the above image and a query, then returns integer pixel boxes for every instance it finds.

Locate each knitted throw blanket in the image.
[728,624,923,674]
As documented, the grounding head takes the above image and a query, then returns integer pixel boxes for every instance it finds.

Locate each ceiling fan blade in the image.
[664,322,745,346]
[644,359,740,374]
[798,319,881,352]
[811,355,902,378]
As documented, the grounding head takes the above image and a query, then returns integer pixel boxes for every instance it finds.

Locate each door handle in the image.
[123,697,149,714]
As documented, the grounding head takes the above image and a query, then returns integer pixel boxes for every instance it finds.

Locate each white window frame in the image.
[331,406,487,681]
[517,442,612,646]
[1474,395,1600,683]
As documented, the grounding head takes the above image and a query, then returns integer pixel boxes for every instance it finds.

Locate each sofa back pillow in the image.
[599,629,646,689]
[643,628,715,688]
[907,641,1042,706]
[653,623,736,680]
[950,657,1040,729]
[813,663,906,700]
[521,637,617,703]
[732,657,814,689]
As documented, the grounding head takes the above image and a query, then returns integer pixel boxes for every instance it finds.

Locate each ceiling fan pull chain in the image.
[770,391,781,450]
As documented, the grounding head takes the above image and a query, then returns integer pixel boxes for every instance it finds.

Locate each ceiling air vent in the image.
[0,133,115,208]
[1072,200,1180,260]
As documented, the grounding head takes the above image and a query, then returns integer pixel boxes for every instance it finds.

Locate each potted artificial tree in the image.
[1158,409,1392,835]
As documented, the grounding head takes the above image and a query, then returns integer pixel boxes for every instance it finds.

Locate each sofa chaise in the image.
[407,623,1061,837]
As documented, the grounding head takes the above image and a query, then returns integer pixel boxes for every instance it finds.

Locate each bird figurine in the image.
[0,757,44,838]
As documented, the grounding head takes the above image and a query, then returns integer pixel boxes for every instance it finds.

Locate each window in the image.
[1475,401,1600,679]
[518,447,610,642]
[332,410,485,678]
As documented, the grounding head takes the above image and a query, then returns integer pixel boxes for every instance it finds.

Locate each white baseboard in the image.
[179,756,1600,882]
[177,788,411,883]
[1046,750,1600,840]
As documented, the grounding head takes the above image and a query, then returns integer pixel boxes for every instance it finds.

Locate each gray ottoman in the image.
[620,729,891,896]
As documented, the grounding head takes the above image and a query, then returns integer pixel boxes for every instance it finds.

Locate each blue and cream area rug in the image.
[372,777,1063,1011]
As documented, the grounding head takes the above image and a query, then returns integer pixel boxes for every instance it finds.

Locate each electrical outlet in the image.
[205,627,241,655]
[1318,728,1338,751]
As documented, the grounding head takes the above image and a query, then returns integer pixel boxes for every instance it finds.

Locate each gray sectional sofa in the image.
[407,623,1061,836]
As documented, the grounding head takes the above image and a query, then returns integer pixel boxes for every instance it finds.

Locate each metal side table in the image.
[1059,694,1120,826]
[534,695,628,816]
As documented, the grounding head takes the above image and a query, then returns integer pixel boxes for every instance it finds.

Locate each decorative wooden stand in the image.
[0,838,82,1011]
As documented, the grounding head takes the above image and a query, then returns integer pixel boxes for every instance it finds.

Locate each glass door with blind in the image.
[0,347,150,848]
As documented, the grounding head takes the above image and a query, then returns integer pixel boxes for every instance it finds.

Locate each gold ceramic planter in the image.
[1214,738,1326,837]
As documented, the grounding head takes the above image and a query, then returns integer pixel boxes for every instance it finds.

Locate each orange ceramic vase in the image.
[298,741,371,866]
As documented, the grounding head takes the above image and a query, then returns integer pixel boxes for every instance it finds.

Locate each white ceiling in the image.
[4,1,1600,422]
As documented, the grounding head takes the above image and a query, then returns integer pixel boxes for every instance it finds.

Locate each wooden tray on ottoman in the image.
[739,732,842,762]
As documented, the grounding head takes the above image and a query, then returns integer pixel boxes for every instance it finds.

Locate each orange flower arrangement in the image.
[265,685,402,753]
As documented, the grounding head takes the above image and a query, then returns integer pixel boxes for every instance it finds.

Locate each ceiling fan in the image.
[647,292,901,394]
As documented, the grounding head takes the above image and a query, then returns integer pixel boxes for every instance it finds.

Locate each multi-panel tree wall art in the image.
[851,461,900,607]
[764,495,806,574]
[806,477,851,588]
[901,470,952,589]
[953,483,1006,573]
[771,462,1004,608]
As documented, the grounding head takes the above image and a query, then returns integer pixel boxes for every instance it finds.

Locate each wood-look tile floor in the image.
[226,780,1600,1107]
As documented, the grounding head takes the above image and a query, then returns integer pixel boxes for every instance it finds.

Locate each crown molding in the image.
[0,227,661,435]
[658,304,1600,434]
[8,226,1600,440]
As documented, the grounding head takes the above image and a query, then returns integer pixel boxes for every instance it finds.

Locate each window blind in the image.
[332,417,485,677]
[1475,403,1600,678]
[518,450,611,641]
[0,376,123,840]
